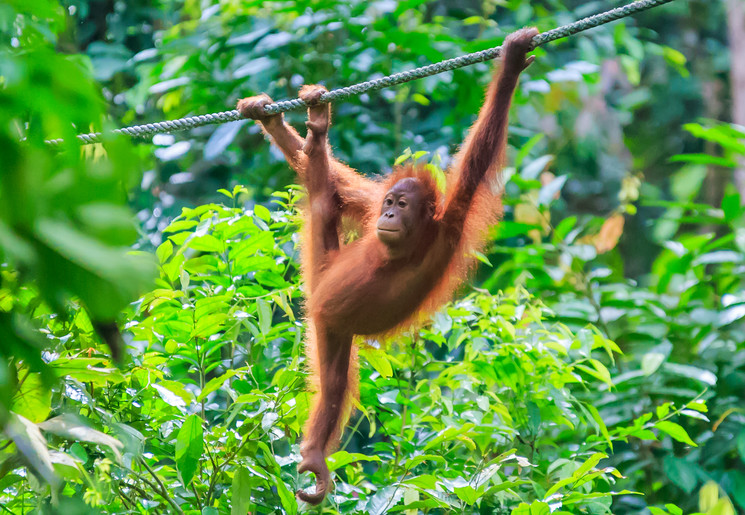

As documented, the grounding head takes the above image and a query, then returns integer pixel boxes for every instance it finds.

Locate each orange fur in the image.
[300,322,359,455]
[237,27,537,506]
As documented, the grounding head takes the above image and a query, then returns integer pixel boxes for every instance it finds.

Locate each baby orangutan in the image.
[238,27,538,504]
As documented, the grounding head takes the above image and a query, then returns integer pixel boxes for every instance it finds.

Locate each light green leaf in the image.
[10,371,51,423]
[156,240,173,263]
[175,414,204,486]
[256,298,272,335]
[454,485,480,505]
[197,370,238,402]
[656,421,697,447]
[403,487,420,515]
[687,401,708,413]
[699,481,720,512]
[584,404,612,449]
[642,352,665,376]
[512,501,551,515]
[572,453,608,480]
[254,204,271,222]
[708,499,735,515]
[153,381,194,408]
[665,503,683,515]
[402,474,438,490]
[231,467,251,515]
[164,220,199,233]
[360,347,393,378]
[189,234,222,253]
[274,474,297,515]
[327,451,381,471]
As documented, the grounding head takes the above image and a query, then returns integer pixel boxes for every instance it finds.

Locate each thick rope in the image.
[46,0,678,147]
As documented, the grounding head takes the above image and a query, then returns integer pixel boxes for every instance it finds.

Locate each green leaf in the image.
[403,454,447,468]
[512,501,551,515]
[736,429,745,459]
[402,474,438,489]
[665,504,683,515]
[493,221,540,240]
[572,452,608,480]
[164,220,199,234]
[232,232,275,261]
[663,455,697,493]
[39,414,124,462]
[708,499,736,515]
[367,485,405,515]
[656,421,697,447]
[687,401,708,413]
[197,370,238,402]
[360,347,393,378]
[52,362,125,386]
[669,153,736,168]
[515,134,545,168]
[454,485,480,505]
[544,476,577,498]
[412,93,430,106]
[153,380,195,407]
[189,234,222,253]
[642,352,666,376]
[664,363,717,385]
[683,123,745,153]
[193,312,228,338]
[255,271,287,288]
[402,487,420,515]
[575,360,612,387]
[254,204,271,222]
[584,404,612,449]
[232,185,249,197]
[5,413,59,487]
[327,451,382,471]
[394,150,412,166]
[34,218,156,320]
[470,250,492,266]
[553,216,578,243]
[274,474,297,515]
[699,481,720,512]
[156,240,174,263]
[656,402,672,419]
[10,371,51,423]
[231,467,251,515]
[175,414,204,486]
[423,423,475,451]
[256,298,272,335]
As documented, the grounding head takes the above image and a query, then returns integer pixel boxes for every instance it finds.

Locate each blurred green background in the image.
[1,0,745,513]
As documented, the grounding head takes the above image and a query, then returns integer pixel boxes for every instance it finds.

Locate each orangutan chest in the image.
[313,264,433,336]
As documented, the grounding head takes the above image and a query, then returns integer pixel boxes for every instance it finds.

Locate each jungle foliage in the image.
[1,0,744,514]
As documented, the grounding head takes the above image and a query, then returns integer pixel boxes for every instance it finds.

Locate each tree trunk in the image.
[727,0,745,198]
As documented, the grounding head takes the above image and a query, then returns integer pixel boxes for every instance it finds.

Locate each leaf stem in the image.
[138,457,184,515]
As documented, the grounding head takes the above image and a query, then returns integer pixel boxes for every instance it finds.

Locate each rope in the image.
[46,0,678,147]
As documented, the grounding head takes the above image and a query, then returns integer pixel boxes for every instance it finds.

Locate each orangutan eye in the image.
[385,198,393,206]
[398,200,407,208]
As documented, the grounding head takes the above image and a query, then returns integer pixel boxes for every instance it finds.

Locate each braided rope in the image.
[47,0,678,147]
